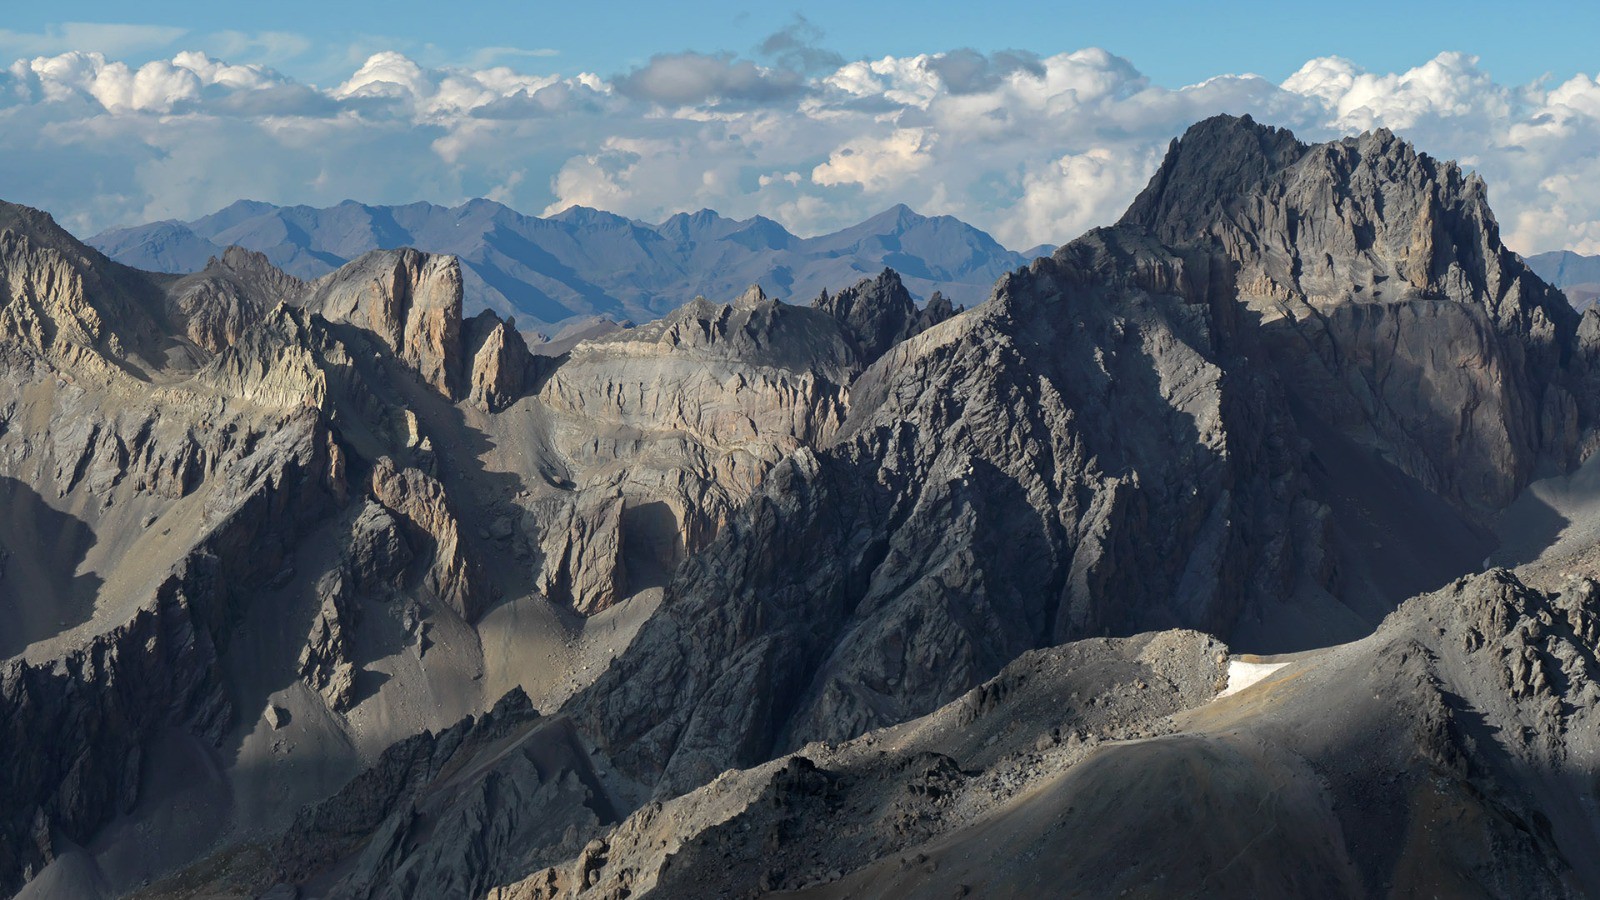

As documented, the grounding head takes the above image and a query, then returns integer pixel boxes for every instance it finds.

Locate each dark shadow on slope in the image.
[1488,447,1600,569]
[1491,493,1571,569]
[82,727,235,892]
[1299,398,1492,617]
[0,477,104,659]
[619,501,684,595]
[351,669,393,707]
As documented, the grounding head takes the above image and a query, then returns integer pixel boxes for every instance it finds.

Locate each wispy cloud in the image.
[465,46,561,69]
[756,15,842,74]
[205,30,314,67]
[0,22,187,59]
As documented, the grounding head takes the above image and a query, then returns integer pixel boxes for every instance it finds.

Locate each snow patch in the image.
[1217,660,1290,699]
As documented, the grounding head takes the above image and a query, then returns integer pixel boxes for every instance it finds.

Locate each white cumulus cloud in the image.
[3,43,1600,256]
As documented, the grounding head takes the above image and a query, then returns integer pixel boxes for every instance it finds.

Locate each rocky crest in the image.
[165,247,302,354]
[1123,115,1580,512]
[810,270,960,363]
[298,249,468,400]
[531,284,869,614]
[493,564,1600,899]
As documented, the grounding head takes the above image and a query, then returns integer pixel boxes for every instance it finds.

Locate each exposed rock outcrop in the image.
[165,246,303,354]
[0,201,169,374]
[369,456,491,623]
[811,269,962,364]
[464,310,535,411]
[298,569,360,712]
[531,285,860,614]
[1122,115,1580,513]
[299,249,467,400]
[531,489,628,616]
[348,500,413,594]
[255,690,620,900]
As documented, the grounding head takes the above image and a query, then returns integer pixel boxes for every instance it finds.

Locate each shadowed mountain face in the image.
[1122,115,1581,514]
[86,200,1029,331]
[7,114,1600,900]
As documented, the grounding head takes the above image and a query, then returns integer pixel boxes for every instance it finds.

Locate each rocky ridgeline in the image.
[0,191,968,896]
[532,276,954,614]
[0,204,169,376]
[248,558,1600,898]
[0,409,340,891]
[492,630,1229,899]
[811,270,962,362]
[0,208,523,894]
[262,689,619,900]
[166,247,303,354]
[10,114,1600,898]
[484,565,1600,899]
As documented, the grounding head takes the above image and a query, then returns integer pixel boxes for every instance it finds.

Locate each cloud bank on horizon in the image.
[5,35,1600,256]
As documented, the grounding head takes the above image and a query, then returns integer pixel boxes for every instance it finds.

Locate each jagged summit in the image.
[1123,113,1573,330]
[810,268,960,362]
[1119,113,1305,239]
[1114,113,1585,514]
[0,200,179,374]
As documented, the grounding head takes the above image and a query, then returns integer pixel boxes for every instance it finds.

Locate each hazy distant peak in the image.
[195,199,282,233]
[860,202,923,229]
[89,197,1033,330]
[549,205,633,228]
[459,197,512,214]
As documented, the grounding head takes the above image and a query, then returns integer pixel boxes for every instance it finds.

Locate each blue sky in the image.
[3,0,1588,89]
[5,2,1600,254]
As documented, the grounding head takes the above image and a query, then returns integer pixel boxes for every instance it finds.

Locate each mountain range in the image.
[1528,249,1600,311]
[7,114,1600,898]
[87,200,1048,332]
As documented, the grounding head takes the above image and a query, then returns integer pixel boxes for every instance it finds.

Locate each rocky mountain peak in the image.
[810,267,960,364]
[0,201,170,374]
[163,248,302,355]
[295,247,467,399]
[733,283,767,308]
[548,205,634,230]
[1119,114,1305,239]
[215,244,282,276]
[1119,113,1582,513]
[1122,113,1570,330]
[16,110,1600,900]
